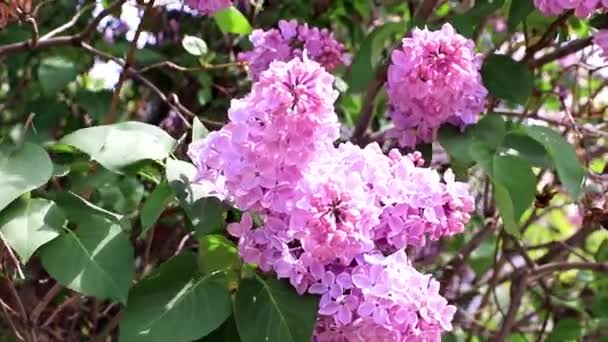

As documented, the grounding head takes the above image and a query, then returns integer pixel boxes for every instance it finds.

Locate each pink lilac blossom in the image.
[386,23,487,147]
[189,54,473,341]
[238,19,349,80]
[187,54,340,211]
[594,30,608,60]
[184,0,231,15]
[313,251,456,342]
[533,0,608,17]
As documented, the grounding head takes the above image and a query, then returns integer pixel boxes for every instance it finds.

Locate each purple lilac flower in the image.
[594,29,608,60]
[534,0,608,17]
[386,23,487,147]
[238,19,349,80]
[183,0,231,15]
[188,54,473,340]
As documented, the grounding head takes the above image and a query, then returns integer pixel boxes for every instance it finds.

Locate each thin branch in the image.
[0,302,24,341]
[440,221,496,294]
[530,261,608,280]
[5,278,27,326]
[79,42,197,129]
[30,283,63,325]
[0,0,125,58]
[140,60,244,73]
[0,232,24,280]
[40,2,95,40]
[107,0,155,123]
[522,11,572,63]
[414,0,440,22]
[41,295,80,328]
[529,37,593,68]
[92,310,122,342]
[492,270,529,342]
[25,16,39,47]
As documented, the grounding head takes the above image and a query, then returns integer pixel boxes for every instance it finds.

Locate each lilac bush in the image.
[0,1,605,342]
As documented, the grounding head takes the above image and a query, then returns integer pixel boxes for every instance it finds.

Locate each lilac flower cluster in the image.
[238,20,349,80]
[386,24,487,148]
[189,55,473,341]
[594,30,608,60]
[533,0,608,17]
[184,0,231,15]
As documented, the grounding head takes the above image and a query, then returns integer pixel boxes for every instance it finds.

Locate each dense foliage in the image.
[0,0,607,341]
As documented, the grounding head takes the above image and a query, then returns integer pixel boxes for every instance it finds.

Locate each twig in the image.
[92,310,122,342]
[522,11,572,63]
[530,261,608,280]
[25,16,39,47]
[140,60,244,73]
[529,37,593,68]
[5,278,28,327]
[0,232,25,280]
[30,283,63,325]
[440,221,496,294]
[79,42,196,129]
[107,0,155,123]
[414,0,440,22]
[40,2,95,40]
[174,232,194,256]
[492,270,529,342]
[0,0,126,58]
[0,301,24,341]
[41,295,80,328]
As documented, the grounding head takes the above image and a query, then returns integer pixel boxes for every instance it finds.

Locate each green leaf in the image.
[199,315,241,342]
[439,115,506,170]
[0,143,53,212]
[38,57,81,95]
[508,0,535,31]
[182,35,209,56]
[0,198,65,263]
[40,215,134,302]
[119,253,232,342]
[214,7,252,35]
[75,90,112,121]
[166,159,225,236]
[140,182,174,235]
[438,124,475,166]
[59,121,177,172]
[235,276,319,342]
[547,318,582,342]
[591,295,608,318]
[494,183,519,236]
[482,54,533,104]
[193,116,210,141]
[470,114,507,150]
[519,125,585,197]
[493,155,536,236]
[596,240,608,262]
[503,132,552,168]
[198,235,241,285]
[97,176,144,215]
[52,191,124,225]
[347,22,404,93]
